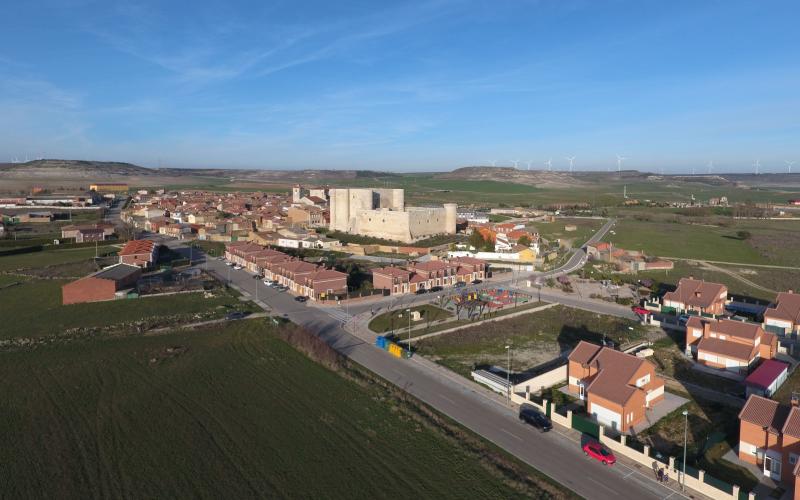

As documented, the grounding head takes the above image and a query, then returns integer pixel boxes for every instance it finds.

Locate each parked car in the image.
[225,261,234,266]
[226,311,247,321]
[678,314,690,325]
[582,441,616,465]
[263,279,271,285]
[252,274,261,279]
[519,408,552,432]
[294,296,309,303]
[233,265,243,270]
[454,281,467,288]
[429,286,443,292]
[471,279,482,284]
[631,306,649,315]
[415,288,427,295]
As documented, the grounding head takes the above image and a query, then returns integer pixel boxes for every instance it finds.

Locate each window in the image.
[692,330,702,338]
[719,335,726,340]
[791,454,798,465]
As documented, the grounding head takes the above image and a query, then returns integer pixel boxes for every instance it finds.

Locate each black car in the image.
[415,288,427,295]
[519,409,552,432]
[226,311,247,321]
[454,281,467,288]
[429,286,443,292]
[294,296,309,303]
[471,279,483,285]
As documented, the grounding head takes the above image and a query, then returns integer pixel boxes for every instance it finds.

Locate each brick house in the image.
[764,290,800,336]
[662,278,728,316]
[372,257,487,295]
[119,239,158,269]
[738,395,800,484]
[75,227,107,243]
[61,223,114,240]
[567,341,665,433]
[685,317,777,373]
[62,264,141,305]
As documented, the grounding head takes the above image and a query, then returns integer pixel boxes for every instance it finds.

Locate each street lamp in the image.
[682,409,689,491]
[505,344,512,405]
[406,308,412,352]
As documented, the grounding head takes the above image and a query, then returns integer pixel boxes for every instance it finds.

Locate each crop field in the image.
[607,219,800,266]
[0,321,564,499]
[415,305,648,378]
[0,245,120,272]
[0,274,255,340]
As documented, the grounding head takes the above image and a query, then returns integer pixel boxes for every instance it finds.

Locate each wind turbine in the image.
[544,158,552,171]
[616,154,627,173]
[786,160,795,173]
[525,160,533,171]
[487,160,497,167]
[753,159,761,175]
[707,160,714,174]
[510,160,520,169]
[565,156,575,173]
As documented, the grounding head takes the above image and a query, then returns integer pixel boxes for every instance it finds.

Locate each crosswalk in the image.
[324,308,353,323]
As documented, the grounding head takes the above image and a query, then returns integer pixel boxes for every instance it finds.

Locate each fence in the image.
[507,391,754,500]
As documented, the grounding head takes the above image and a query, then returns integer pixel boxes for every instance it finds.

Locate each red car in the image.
[582,441,616,465]
[631,306,650,315]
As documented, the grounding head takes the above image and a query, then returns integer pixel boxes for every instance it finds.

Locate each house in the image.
[119,239,159,268]
[738,395,800,484]
[372,267,412,295]
[685,317,777,373]
[90,183,128,192]
[745,359,790,398]
[662,278,728,316]
[75,227,106,243]
[567,341,665,433]
[62,263,141,305]
[61,223,114,240]
[286,206,325,227]
[764,290,800,336]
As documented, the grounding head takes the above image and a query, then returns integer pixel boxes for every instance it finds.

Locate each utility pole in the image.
[406,308,412,351]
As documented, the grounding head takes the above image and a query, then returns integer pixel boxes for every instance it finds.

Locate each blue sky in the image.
[1,0,798,172]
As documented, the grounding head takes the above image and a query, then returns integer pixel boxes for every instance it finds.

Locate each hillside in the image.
[0,159,154,178]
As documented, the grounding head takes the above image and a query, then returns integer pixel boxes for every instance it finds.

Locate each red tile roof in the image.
[697,337,756,362]
[119,239,156,256]
[765,292,800,324]
[739,395,789,434]
[663,278,727,309]
[786,408,800,440]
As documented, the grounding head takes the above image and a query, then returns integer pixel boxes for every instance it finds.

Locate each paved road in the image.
[199,252,685,500]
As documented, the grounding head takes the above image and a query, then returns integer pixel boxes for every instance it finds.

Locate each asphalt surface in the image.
[199,253,686,500]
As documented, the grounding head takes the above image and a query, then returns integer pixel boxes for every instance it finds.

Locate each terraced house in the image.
[685,317,777,374]
[567,341,665,433]
[371,257,487,295]
[224,242,347,301]
[662,277,728,316]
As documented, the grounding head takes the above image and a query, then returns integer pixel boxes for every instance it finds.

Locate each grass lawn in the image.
[528,218,604,247]
[0,246,119,272]
[415,305,648,378]
[368,304,452,333]
[0,321,569,499]
[0,275,256,340]
[638,400,759,491]
[772,368,800,406]
[608,219,800,266]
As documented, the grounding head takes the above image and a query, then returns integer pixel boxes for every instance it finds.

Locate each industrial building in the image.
[61,263,141,305]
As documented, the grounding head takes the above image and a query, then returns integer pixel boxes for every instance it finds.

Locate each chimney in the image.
[703,321,711,337]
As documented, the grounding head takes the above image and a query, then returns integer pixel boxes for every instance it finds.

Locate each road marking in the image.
[499,428,522,441]
[439,394,457,405]
[586,476,619,495]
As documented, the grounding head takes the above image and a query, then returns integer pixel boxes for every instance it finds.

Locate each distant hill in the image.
[0,159,154,178]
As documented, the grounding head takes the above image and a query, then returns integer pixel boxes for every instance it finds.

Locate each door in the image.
[578,383,585,400]
[764,456,781,479]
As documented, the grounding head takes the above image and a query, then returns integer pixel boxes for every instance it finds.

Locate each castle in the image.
[328,188,456,243]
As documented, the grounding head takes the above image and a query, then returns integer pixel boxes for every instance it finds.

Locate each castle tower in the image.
[443,203,457,234]
[292,184,302,203]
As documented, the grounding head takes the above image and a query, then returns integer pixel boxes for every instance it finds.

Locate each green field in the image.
[0,274,255,340]
[528,217,603,247]
[415,305,647,378]
[0,245,119,272]
[0,321,567,499]
[607,219,800,266]
[368,304,452,333]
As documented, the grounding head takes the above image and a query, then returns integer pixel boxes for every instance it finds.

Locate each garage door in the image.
[590,402,621,431]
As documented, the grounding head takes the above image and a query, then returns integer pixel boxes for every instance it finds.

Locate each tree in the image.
[517,235,532,247]
[468,231,486,251]
[737,230,752,240]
